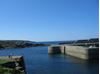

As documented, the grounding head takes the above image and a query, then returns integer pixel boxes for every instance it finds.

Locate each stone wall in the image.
[48,45,99,60]
[65,45,99,60]
[48,45,65,54]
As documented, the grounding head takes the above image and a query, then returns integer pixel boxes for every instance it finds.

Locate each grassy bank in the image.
[0,56,26,74]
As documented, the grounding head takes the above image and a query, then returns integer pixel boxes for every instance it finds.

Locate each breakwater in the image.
[48,38,99,60]
[48,45,99,60]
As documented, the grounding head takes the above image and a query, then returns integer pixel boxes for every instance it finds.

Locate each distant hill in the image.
[0,40,48,49]
[59,38,99,44]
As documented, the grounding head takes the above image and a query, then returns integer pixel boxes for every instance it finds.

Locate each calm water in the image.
[0,46,98,74]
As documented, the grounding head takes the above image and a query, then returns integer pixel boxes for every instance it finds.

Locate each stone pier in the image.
[48,45,99,60]
[48,45,65,54]
[65,45,99,60]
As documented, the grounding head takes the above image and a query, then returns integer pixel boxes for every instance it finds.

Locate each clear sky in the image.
[0,0,99,41]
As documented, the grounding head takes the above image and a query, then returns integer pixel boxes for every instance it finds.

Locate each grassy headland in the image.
[0,40,49,49]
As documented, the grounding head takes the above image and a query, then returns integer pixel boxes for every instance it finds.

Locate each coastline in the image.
[0,40,50,50]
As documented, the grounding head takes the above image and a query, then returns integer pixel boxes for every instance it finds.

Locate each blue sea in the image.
[0,42,98,74]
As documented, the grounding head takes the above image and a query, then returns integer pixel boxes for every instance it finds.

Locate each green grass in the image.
[0,67,25,74]
[0,60,25,74]
[0,66,13,74]
[0,60,9,64]
[0,60,12,74]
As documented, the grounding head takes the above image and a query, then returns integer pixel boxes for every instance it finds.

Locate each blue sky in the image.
[0,0,99,41]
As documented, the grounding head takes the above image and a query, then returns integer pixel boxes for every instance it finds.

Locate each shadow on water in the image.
[48,54,99,74]
[48,54,99,64]
[64,55,99,63]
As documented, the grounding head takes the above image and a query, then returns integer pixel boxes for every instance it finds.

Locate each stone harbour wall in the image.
[48,45,99,60]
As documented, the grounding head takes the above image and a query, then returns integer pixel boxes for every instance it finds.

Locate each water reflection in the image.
[48,54,99,74]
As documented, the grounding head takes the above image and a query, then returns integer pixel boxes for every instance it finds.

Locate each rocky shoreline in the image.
[0,40,49,49]
[0,56,26,74]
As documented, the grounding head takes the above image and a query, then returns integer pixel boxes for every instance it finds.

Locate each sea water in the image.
[0,46,98,74]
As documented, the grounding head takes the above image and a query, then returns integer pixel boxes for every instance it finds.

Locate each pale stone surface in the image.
[65,45,99,59]
[48,45,99,60]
